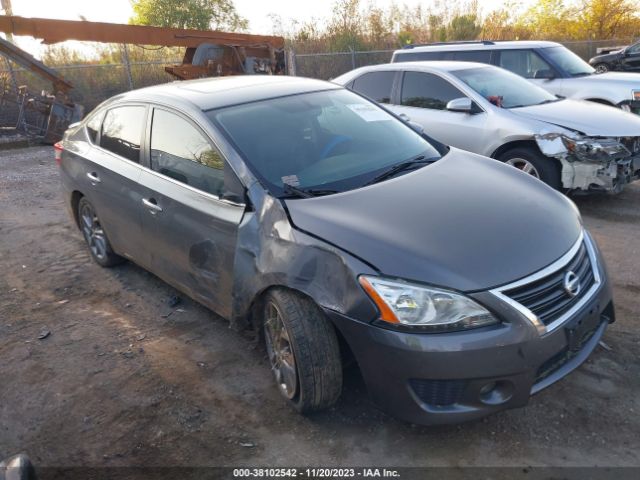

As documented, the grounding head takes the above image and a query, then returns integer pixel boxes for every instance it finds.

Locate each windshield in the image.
[453,66,559,108]
[208,89,440,196]
[544,46,594,77]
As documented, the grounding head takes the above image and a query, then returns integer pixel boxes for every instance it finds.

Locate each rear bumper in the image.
[326,274,613,425]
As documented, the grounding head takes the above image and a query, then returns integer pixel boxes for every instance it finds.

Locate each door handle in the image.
[86,172,101,184]
[142,198,163,213]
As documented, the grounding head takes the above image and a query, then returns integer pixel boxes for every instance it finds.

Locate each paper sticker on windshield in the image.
[347,104,389,122]
[282,175,300,186]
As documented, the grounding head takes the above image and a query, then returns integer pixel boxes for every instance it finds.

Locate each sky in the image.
[2,0,521,58]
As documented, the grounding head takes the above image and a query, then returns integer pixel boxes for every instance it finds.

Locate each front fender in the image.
[230,183,378,330]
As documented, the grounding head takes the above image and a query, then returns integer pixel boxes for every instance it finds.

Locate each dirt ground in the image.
[1,146,639,468]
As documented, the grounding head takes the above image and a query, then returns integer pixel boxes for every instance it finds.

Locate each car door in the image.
[620,43,640,70]
[137,106,246,319]
[82,104,150,266]
[389,71,490,155]
[497,49,565,96]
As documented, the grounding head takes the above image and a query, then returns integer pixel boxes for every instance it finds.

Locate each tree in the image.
[129,0,248,32]
[447,14,481,40]
[326,0,365,51]
[518,0,578,40]
[574,0,640,39]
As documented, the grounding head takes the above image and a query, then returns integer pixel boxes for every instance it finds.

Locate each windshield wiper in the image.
[536,98,561,105]
[363,155,433,186]
[572,72,593,77]
[281,183,338,199]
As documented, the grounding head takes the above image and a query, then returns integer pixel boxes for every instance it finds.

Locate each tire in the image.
[594,63,609,73]
[499,147,562,190]
[262,288,342,413]
[77,197,124,267]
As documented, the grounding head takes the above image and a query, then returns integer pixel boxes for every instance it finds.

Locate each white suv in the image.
[391,41,640,114]
[333,61,640,193]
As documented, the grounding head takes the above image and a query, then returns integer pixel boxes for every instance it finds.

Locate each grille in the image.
[503,242,595,326]
[409,379,466,406]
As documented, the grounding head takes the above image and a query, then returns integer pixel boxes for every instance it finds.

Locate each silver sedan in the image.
[334,61,640,193]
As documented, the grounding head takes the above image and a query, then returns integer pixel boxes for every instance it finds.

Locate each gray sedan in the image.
[56,76,613,425]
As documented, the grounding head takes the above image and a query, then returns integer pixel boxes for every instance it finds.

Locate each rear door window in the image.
[498,50,553,78]
[393,51,444,62]
[150,108,225,197]
[452,50,492,63]
[351,71,395,103]
[400,71,465,110]
[100,106,146,163]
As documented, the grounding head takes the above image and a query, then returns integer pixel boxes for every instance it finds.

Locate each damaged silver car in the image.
[334,61,640,193]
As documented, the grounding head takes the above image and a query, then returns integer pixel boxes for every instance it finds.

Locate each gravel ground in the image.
[1,146,639,468]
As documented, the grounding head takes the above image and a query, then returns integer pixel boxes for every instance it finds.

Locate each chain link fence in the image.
[0,49,181,114]
[292,38,635,79]
[0,38,635,122]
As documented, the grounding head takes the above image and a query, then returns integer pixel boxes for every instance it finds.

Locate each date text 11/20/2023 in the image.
[232,468,401,478]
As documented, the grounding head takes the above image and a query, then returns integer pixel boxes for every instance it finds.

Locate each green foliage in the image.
[129,0,248,31]
[447,14,481,41]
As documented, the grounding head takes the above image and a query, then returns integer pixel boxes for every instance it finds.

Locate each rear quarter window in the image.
[85,111,104,145]
[351,71,396,103]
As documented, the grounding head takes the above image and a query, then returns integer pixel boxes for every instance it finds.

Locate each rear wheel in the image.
[594,63,610,73]
[78,197,123,267]
[262,289,342,413]
[499,147,562,190]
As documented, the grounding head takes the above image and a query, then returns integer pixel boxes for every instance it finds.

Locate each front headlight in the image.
[359,276,498,332]
[561,135,629,161]
[632,90,640,101]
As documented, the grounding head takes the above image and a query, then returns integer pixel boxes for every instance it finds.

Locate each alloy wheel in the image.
[505,158,541,178]
[264,301,298,399]
[80,203,108,260]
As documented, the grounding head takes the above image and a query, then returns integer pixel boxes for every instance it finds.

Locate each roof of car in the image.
[108,75,340,111]
[394,40,561,53]
[379,60,491,71]
[333,61,493,82]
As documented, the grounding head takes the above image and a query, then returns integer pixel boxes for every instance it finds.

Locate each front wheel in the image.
[499,147,562,190]
[262,289,342,413]
[594,63,610,73]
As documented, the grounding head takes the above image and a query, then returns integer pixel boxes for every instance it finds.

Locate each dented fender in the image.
[230,182,378,330]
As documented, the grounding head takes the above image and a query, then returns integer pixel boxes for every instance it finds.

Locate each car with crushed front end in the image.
[334,61,640,194]
[56,75,613,425]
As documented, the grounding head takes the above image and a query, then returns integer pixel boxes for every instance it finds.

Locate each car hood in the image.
[285,149,581,292]
[510,99,640,136]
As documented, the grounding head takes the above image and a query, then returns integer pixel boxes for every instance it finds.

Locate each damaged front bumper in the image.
[535,132,640,193]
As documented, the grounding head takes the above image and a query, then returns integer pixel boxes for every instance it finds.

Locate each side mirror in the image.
[446,97,473,113]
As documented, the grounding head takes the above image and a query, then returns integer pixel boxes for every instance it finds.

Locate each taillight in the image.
[54,142,64,166]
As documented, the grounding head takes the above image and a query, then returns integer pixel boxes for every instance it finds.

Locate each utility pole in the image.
[0,0,13,42]
[0,0,18,93]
